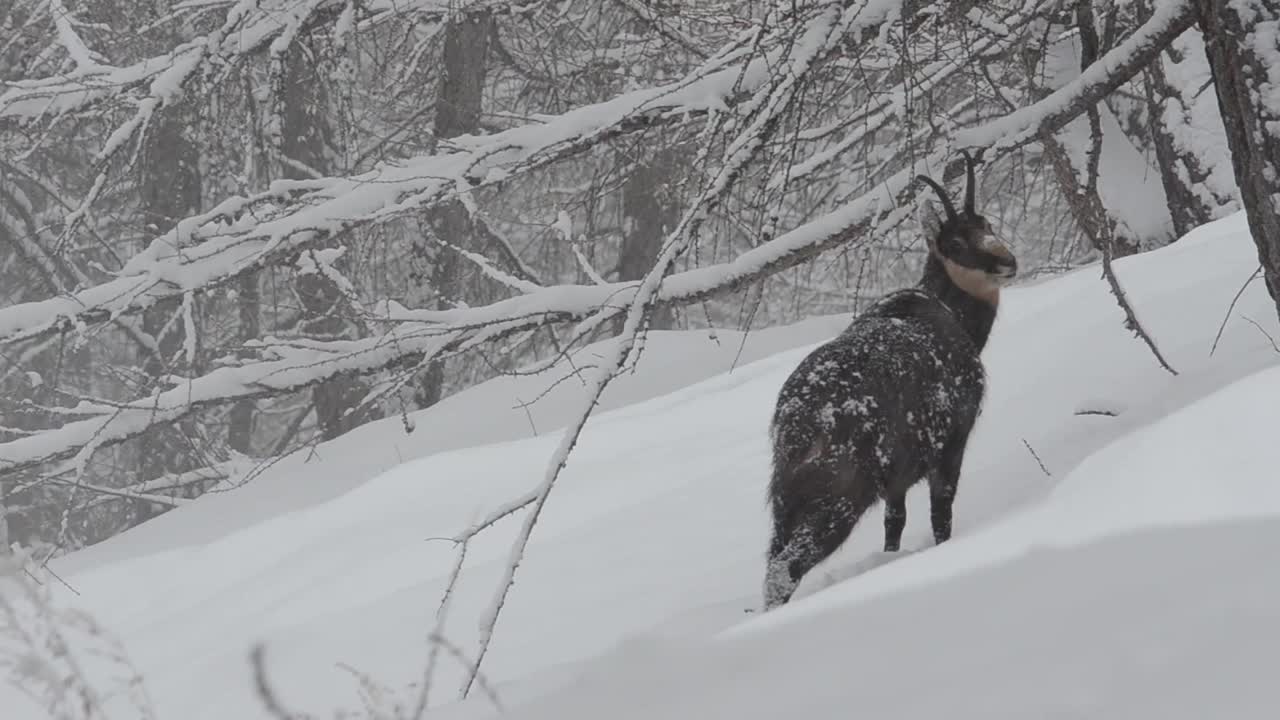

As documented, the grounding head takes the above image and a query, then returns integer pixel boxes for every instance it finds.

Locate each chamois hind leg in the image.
[882,491,906,552]
[929,431,971,545]
[764,462,877,609]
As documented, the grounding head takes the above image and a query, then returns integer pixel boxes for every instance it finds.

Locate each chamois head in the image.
[915,152,1017,302]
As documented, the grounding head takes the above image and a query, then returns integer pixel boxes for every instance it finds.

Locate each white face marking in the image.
[974,228,1011,258]
[941,257,1001,304]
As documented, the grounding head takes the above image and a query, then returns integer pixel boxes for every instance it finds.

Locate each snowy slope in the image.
[5,212,1279,719]
[441,362,1280,720]
[58,315,849,574]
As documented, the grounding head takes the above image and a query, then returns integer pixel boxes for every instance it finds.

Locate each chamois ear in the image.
[917,197,944,249]
[961,149,979,215]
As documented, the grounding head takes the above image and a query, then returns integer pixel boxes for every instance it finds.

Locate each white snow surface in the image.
[5,212,1280,719]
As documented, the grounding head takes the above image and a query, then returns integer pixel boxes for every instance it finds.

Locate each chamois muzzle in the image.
[994,258,1017,283]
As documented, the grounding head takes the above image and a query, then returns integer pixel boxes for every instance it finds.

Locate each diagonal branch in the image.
[953,0,1196,151]
[0,1,839,348]
[0,0,1196,354]
[0,0,1197,479]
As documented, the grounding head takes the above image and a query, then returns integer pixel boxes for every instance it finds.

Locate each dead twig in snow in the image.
[1210,266,1262,356]
[1022,439,1052,477]
[250,644,315,720]
[1241,316,1280,354]
[428,632,503,711]
[412,533,472,719]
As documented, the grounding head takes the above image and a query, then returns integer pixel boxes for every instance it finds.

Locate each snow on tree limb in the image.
[0,151,886,475]
[0,0,545,119]
[777,0,1054,188]
[0,0,878,349]
[3,0,302,120]
[46,0,104,72]
[953,0,1197,150]
[0,0,1201,478]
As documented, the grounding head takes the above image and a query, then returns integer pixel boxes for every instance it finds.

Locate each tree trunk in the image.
[227,272,260,453]
[1127,0,1219,237]
[279,42,374,441]
[1141,57,1217,237]
[415,12,493,409]
[0,478,9,553]
[616,146,681,332]
[134,101,202,524]
[1197,0,1280,313]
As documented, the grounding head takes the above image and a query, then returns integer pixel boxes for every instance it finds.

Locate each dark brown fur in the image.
[763,154,1016,609]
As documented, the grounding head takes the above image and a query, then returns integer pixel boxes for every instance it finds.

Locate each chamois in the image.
[763,152,1016,609]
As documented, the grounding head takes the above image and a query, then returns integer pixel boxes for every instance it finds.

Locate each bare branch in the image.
[0,0,1200,476]
[954,0,1197,152]
[250,644,315,720]
[0,0,908,349]
[1211,266,1263,356]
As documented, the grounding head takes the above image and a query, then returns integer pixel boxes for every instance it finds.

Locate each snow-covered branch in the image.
[0,0,546,119]
[0,0,1202,477]
[0,0,894,349]
[953,0,1197,151]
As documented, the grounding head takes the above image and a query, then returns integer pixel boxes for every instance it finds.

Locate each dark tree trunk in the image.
[1197,0,1280,312]
[281,42,374,441]
[434,12,490,140]
[0,478,8,553]
[415,12,493,409]
[1142,58,1217,237]
[227,271,260,453]
[135,101,203,523]
[1127,0,1217,237]
[615,146,681,332]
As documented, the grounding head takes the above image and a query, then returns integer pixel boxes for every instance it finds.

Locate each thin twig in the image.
[1241,316,1280,354]
[428,632,503,710]
[1210,266,1262,356]
[1022,438,1052,477]
[250,644,313,720]
[412,534,471,719]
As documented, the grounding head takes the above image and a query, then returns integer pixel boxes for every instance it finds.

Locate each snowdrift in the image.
[57,315,849,574]
[5,212,1279,719]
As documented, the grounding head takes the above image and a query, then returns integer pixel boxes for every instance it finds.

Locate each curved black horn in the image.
[915,174,957,221]
[961,149,978,214]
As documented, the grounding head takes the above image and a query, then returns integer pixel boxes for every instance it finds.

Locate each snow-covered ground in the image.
[57,313,850,574]
[5,212,1279,719]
